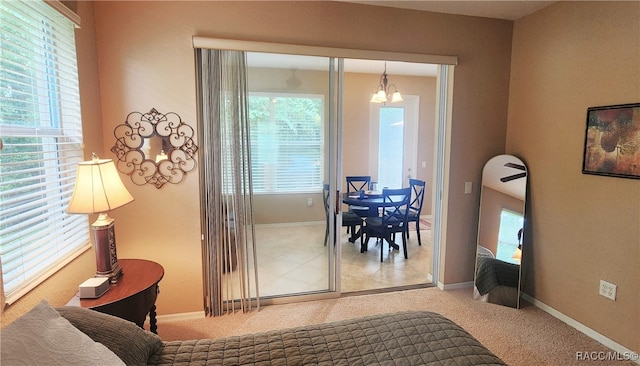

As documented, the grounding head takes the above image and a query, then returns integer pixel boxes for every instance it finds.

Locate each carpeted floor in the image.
[156,287,635,366]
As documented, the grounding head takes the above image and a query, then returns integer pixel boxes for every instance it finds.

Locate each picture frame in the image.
[582,103,640,180]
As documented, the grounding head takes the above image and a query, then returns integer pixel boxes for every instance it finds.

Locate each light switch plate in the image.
[464,182,472,194]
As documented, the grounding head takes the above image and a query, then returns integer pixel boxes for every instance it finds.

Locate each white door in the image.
[369,95,419,188]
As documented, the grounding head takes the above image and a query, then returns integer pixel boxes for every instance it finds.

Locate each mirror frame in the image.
[111,108,198,188]
[473,154,528,308]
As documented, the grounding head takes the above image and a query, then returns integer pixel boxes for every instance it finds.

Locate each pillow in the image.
[55,305,163,365]
[0,300,125,365]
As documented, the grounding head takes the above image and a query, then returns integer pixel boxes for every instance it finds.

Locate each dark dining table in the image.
[341,191,401,251]
[342,190,385,217]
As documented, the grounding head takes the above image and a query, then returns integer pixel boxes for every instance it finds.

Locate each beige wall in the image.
[4,1,512,323]
[509,1,639,352]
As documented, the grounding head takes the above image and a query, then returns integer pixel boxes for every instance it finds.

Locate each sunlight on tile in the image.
[229,220,433,298]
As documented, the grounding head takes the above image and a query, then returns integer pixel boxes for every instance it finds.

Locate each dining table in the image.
[341,191,401,252]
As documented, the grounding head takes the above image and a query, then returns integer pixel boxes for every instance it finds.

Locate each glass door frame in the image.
[193,36,457,303]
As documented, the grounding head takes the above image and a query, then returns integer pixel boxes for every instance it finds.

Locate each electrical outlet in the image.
[599,280,617,301]
[307,197,313,207]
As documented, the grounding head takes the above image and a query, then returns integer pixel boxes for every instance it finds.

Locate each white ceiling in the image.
[483,155,527,201]
[340,1,555,20]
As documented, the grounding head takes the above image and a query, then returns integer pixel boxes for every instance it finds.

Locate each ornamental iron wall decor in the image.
[111,108,198,188]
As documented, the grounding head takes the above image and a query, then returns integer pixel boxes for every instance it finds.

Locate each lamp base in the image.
[95,262,123,284]
[92,213,124,284]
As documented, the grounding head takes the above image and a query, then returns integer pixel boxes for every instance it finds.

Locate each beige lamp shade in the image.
[67,154,134,214]
[370,90,388,103]
[512,247,522,261]
[391,91,404,102]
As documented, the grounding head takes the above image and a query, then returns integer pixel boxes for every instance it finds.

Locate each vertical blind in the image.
[197,48,260,316]
[0,0,87,304]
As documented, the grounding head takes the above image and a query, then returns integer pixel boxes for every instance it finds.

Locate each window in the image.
[0,0,86,303]
[248,93,324,194]
[496,209,524,265]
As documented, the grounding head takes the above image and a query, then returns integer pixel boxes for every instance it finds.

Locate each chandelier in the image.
[370,62,403,104]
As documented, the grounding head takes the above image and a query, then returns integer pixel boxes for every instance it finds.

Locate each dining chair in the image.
[361,187,411,262]
[345,176,371,218]
[407,178,426,246]
[323,184,363,245]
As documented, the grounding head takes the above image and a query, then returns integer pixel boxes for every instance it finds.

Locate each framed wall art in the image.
[582,103,640,180]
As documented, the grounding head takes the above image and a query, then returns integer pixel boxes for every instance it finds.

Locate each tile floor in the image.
[252,220,433,297]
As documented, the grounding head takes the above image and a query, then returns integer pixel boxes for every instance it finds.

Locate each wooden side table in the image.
[67,259,164,333]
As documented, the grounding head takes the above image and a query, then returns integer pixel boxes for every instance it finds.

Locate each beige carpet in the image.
[157,287,634,365]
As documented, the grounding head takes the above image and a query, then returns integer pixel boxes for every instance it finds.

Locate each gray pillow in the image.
[0,300,125,365]
[56,305,163,366]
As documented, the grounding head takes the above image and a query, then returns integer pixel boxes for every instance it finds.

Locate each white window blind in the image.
[248,93,324,194]
[0,0,87,303]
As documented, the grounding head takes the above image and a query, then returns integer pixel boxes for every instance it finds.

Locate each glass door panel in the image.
[341,61,431,293]
[243,52,339,298]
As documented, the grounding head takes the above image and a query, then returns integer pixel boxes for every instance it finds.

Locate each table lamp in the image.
[512,246,522,263]
[67,153,134,283]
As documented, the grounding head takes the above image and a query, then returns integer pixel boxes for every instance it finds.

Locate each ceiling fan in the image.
[501,162,527,182]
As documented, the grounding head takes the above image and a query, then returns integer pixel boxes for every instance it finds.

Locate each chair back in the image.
[346,176,371,193]
[381,187,411,230]
[408,179,426,216]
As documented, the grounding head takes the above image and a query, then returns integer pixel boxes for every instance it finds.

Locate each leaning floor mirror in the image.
[473,154,528,308]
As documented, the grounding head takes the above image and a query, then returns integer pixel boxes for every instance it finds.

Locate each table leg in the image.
[348,227,362,243]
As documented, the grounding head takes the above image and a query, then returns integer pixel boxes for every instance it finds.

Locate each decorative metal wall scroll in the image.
[111,108,198,188]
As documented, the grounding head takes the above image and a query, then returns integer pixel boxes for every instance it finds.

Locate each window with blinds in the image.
[0,0,87,303]
[248,93,324,194]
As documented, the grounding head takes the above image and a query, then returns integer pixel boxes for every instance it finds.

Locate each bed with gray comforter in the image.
[147,311,505,366]
[3,301,505,366]
[42,304,506,366]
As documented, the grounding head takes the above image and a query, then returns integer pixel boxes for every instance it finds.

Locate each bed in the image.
[1,301,506,365]
[148,311,506,366]
[474,255,521,307]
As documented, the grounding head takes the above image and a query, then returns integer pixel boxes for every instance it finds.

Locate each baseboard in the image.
[255,221,323,228]
[521,293,639,364]
[437,281,474,290]
[155,311,206,323]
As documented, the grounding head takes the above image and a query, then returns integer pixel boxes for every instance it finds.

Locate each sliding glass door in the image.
[194,37,457,304]
[244,52,340,299]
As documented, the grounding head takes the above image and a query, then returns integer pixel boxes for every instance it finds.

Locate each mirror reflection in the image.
[142,136,171,163]
[473,154,528,308]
